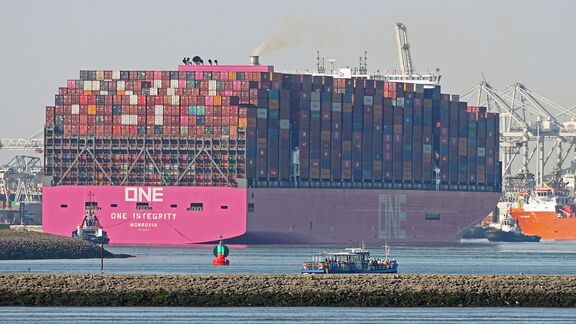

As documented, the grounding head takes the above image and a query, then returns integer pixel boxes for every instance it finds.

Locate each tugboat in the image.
[71,194,110,244]
[301,244,398,274]
[485,214,540,243]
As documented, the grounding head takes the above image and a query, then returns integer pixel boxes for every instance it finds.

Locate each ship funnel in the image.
[250,55,260,66]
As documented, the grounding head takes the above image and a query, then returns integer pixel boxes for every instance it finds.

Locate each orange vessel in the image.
[509,182,576,240]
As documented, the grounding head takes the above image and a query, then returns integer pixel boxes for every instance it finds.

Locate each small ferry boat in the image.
[301,246,398,274]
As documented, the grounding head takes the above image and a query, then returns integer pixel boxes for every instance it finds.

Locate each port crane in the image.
[0,129,44,153]
[384,22,441,84]
[461,81,576,215]
[395,23,415,76]
[0,130,44,224]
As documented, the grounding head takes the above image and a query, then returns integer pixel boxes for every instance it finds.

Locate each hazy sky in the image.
[1,0,575,163]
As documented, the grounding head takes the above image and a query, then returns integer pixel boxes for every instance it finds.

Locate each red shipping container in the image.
[80,125,87,135]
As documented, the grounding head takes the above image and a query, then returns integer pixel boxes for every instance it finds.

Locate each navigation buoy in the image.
[212,239,230,266]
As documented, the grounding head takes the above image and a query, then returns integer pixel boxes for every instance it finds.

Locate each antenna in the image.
[358,51,368,75]
[316,51,325,74]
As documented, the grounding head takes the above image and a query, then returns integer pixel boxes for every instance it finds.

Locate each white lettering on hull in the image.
[378,194,407,239]
[129,223,159,228]
[125,187,164,202]
[109,212,177,221]
[131,212,177,220]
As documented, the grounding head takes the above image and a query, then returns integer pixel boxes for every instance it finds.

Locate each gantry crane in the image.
[461,81,576,207]
[0,129,44,153]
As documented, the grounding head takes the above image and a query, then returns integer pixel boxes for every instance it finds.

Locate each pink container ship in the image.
[42,57,501,245]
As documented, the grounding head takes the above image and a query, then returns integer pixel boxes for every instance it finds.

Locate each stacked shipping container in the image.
[45,66,501,192]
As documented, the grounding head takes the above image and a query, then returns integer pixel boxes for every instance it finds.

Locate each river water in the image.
[0,307,575,323]
[1,239,576,275]
[2,240,576,322]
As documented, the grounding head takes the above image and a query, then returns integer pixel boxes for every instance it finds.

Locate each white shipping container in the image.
[130,115,137,125]
[117,81,125,91]
[180,126,188,135]
[208,80,217,91]
[170,80,178,88]
[121,115,128,125]
[92,81,100,91]
[124,90,133,95]
[171,95,180,105]
[154,80,162,88]
[130,95,138,105]
[154,105,163,115]
[99,91,108,95]
[112,71,120,80]
[167,88,175,96]
[208,90,217,96]
[83,81,92,91]
[71,104,80,115]
[155,115,163,125]
[149,88,158,96]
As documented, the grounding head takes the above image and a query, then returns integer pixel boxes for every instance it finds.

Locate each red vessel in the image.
[42,58,501,245]
[510,177,576,240]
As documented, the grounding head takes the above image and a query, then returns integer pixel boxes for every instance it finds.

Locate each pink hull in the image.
[242,188,501,244]
[42,186,247,245]
[43,186,500,245]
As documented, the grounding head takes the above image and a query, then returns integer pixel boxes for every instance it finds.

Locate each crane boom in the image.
[0,138,44,151]
[395,22,414,75]
[0,130,44,151]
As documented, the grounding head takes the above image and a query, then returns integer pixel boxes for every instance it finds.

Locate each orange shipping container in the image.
[88,105,97,115]
[239,117,248,127]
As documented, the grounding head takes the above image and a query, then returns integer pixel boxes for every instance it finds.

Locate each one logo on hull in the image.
[125,187,164,202]
[378,194,406,239]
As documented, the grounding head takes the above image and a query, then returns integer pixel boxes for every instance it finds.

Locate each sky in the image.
[1,0,575,163]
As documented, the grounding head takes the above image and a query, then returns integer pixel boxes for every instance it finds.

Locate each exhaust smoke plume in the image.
[251,17,342,56]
